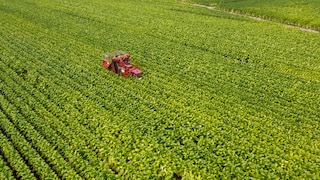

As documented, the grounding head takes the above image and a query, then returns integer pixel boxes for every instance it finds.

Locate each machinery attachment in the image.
[102,51,142,78]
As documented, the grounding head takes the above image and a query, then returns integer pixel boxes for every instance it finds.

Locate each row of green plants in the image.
[0,0,319,179]
[0,113,24,180]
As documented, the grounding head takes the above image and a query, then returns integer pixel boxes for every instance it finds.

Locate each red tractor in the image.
[102,51,142,78]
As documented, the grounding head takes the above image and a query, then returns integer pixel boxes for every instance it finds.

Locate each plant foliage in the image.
[0,0,319,179]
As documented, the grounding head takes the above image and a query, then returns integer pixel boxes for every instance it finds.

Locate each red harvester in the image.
[102,50,142,78]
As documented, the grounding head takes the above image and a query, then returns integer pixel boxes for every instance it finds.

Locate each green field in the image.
[182,0,320,31]
[0,0,320,179]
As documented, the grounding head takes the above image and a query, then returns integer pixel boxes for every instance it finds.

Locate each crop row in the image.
[0,111,28,180]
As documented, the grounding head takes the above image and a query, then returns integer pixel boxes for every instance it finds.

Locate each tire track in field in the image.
[179,1,319,33]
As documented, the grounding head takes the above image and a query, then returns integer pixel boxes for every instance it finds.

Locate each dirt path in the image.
[180,1,319,33]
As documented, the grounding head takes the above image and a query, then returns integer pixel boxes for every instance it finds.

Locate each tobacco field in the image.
[0,0,320,179]
[183,0,320,31]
